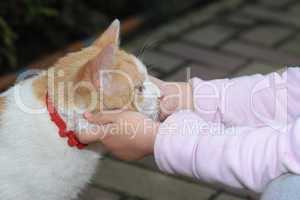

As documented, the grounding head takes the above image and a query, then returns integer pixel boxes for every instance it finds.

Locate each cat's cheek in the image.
[135,81,161,120]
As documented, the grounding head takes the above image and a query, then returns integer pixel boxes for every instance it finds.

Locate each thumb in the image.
[77,123,114,144]
[84,111,120,125]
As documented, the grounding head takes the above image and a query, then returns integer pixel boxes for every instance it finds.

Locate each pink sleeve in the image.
[154,110,300,193]
[154,67,300,192]
[191,67,300,126]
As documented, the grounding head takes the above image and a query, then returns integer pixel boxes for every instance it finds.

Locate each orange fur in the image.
[32,75,48,104]
[0,96,6,125]
[0,96,5,113]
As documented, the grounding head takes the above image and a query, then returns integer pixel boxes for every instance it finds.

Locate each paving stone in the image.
[241,25,293,46]
[184,24,236,47]
[131,156,159,171]
[166,63,228,81]
[93,159,216,200]
[124,33,161,53]
[289,3,300,16]
[220,0,244,9]
[123,197,144,200]
[124,3,217,52]
[125,0,244,52]
[148,67,163,78]
[78,185,120,200]
[150,16,206,40]
[140,50,184,73]
[216,193,246,200]
[280,36,300,56]
[222,40,300,65]
[227,13,256,26]
[161,42,245,71]
[232,62,279,77]
[150,0,243,40]
[242,5,300,27]
[259,0,292,8]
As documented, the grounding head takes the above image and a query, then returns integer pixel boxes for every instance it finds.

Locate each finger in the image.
[77,129,103,144]
[158,106,171,121]
[160,96,176,113]
[84,112,101,123]
[84,112,119,125]
[149,76,165,89]
[77,123,114,144]
[159,110,168,121]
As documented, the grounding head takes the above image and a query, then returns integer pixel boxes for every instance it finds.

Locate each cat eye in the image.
[136,85,144,93]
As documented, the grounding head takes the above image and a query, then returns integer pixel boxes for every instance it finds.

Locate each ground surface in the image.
[78,0,300,199]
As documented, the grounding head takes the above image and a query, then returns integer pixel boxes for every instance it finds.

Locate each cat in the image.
[0,19,160,200]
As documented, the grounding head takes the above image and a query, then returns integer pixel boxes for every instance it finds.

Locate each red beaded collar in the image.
[46,92,87,149]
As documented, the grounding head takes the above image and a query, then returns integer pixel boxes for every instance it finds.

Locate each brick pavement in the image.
[78,0,300,199]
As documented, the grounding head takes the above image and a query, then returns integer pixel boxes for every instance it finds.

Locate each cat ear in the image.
[85,43,116,88]
[93,19,120,48]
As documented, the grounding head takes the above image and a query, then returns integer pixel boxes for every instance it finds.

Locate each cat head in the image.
[47,20,160,120]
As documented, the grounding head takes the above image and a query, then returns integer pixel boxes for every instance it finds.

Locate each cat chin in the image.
[141,109,159,121]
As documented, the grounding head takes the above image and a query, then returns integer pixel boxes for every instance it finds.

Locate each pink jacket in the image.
[154,67,300,193]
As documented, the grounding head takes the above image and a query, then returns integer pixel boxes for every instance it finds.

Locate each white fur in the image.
[0,76,102,200]
[132,57,161,120]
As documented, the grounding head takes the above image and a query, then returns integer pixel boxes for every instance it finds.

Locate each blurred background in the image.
[1,0,300,199]
[0,0,208,91]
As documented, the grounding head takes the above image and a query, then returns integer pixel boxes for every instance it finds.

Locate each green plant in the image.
[0,0,60,72]
[0,0,119,73]
[0,16,17,68]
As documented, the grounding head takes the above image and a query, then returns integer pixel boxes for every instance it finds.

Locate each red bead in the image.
[77,143,86,149]
[59,130,68,137]
[67,138,75,147]
[66,131,73,137]
[68,135,79,147]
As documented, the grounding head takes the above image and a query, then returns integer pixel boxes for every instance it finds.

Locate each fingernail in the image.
[84,112,92,119]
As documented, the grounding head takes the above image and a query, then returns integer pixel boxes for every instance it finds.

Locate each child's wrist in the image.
[159,82,193,120]
[174,82,193,112]
[180,82,193,110]
[144,121,160,156]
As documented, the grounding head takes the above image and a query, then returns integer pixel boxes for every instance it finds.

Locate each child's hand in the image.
[78,111,160,161]
[150,76,193,120]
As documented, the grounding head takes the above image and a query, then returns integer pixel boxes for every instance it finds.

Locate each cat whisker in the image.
[136,38,160,60]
